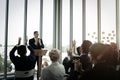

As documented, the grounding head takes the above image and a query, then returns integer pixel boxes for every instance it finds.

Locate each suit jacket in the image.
[29,38,44,49]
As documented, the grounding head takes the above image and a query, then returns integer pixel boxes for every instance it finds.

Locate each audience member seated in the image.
[63,48,73,74]
[74,40,92,80]
[41,49,65,80]
[65,40,92,80]
[79,40,92,73]
[80,43,118,80]
[9,37,36,80]
[110,42,119,67]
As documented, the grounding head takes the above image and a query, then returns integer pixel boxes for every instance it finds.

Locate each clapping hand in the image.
[25,37,28,45]
[72,40,76,47]
[18,37,21,45]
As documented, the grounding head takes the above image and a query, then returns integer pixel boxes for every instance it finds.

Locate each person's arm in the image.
[9,45,17,64]
[28,45,35,55]
[10,37,21,64]
[26,37,36,60]
[28,45,36,62]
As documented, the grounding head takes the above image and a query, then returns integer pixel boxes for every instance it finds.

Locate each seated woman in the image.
[9,38,36,80]
[41,49,65,80]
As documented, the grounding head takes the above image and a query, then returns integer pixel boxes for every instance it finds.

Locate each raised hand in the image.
[72,40,76,54]
[18,37,21,45]
[25,37,28,45]
[72,40,76,47]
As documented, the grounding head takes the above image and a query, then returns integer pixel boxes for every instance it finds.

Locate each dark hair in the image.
[89,43,114,64]
[17,45,27,56]
[34,31,38,34]
[81,40,92,54]
[77,46,81,55]
[89,43,105,59]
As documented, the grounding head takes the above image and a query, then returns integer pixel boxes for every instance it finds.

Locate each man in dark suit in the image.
[29,31,44,79]
[29,31,44,49]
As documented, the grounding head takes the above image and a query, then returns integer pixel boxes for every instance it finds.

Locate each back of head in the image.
[81,40,92,54]
[89,43,114,64]
[89,43,105,59]
[103,44,114,64]
[49,49,60,62]
[110,42,117,49]
[17,45,27,56]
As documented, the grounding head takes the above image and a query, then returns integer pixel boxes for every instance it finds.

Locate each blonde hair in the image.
[49,49,60,62]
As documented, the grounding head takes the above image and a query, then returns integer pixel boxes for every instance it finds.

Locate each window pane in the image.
[42,0,53,64]
[86,0,97,43]
[27,0,40,40]
[8,0,24,72]
[62,0,70,60]
[101,0,116,44]
[43,0,53,50]
[0,0,6,73]
[73,0,82,46]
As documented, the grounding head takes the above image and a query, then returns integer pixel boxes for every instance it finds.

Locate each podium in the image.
[34,49,47,80]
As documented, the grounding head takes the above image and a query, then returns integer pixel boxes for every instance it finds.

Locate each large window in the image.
[62,0,70,60]
[73,0,82,46]
[42,0,53,64]
[43,0,53,50]
[101,0,116,44]
[0,0,120,79]
[0,0,6,73]
[8,0,24,72]
[27,0,40,40]
[86,0,97,43]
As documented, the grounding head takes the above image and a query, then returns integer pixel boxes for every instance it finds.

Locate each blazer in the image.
[29,38,44,49]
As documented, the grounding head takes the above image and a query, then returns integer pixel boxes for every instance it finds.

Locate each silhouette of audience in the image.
[9,37,120,80]
[80,43,118,80]
[79,40,92,72]
[9,37,36,80]
[63,48,73,74]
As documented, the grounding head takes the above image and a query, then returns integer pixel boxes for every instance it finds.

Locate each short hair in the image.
[89,43,114,63]
[81,40,92,54]
[89,43,105,59]
[49,49,60,62]
[17,45,27,56]
[34,31,38,34]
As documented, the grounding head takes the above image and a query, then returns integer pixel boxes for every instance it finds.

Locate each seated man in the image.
[41,49,65,80]
[9,38,36,80]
